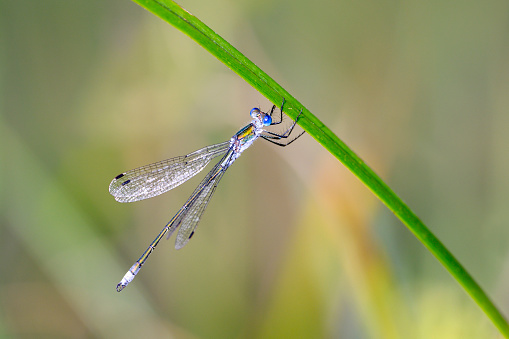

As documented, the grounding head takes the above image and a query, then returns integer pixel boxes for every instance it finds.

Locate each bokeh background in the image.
[1,0,509,338]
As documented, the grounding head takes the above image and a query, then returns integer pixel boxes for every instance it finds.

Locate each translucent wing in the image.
[166,149,234,249]
[109,141,230,203]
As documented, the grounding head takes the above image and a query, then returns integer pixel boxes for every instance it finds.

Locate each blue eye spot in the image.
[250,108,260,118]
[263,115,272,126]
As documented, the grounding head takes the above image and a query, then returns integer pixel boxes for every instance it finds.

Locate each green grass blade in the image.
[131,0,509,336]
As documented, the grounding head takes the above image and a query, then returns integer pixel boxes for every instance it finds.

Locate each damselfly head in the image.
[250,107,272,126]
[250,107,260,118]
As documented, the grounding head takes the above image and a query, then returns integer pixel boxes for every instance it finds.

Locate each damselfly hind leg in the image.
[261,107,304,147]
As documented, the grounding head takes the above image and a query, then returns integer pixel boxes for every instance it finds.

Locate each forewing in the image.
[109,141,230,203]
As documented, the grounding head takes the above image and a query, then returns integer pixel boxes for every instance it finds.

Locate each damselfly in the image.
[110,101,304,292]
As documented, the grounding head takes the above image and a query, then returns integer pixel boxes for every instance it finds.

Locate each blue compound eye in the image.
[262,114,272,126]
[250,108,260,118]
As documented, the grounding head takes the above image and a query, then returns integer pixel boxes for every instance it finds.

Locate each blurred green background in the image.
[1,0,509,338]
